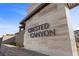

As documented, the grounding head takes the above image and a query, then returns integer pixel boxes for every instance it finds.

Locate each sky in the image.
[0,3,31,36]
[0,3,79,36]
[70,6,79,31]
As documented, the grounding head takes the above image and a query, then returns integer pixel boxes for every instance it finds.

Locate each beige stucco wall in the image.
[23,4,78,56]
[2,34,15,44]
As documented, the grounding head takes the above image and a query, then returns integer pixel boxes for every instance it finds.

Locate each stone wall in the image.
[23,4,78,56]
[15,31,24,47]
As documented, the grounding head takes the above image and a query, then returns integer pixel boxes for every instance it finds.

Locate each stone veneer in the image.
[23,3,78,56]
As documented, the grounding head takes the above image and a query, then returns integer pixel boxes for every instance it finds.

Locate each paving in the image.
[0,44,79,56]
[0,51,5,56]
[0,44,47,56]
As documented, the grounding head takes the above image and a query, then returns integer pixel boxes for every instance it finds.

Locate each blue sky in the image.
[0,3,79,35]
[70,6,79,30]
[0,3,31,35]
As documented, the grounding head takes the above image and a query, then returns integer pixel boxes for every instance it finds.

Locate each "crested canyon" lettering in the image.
[28,23,56,38]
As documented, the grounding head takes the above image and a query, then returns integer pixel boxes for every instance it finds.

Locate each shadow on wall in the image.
[0,38,2,46]
[0,44,48,56]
